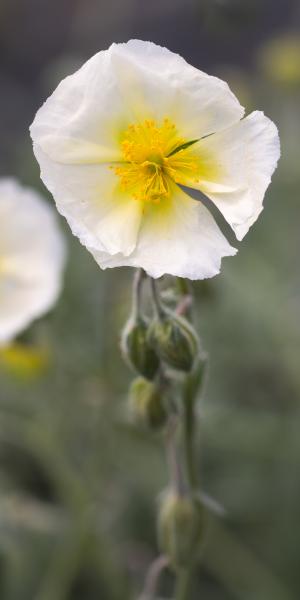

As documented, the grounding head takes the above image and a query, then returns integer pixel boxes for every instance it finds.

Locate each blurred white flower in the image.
[30,40,280,280]
[0,179,66,345]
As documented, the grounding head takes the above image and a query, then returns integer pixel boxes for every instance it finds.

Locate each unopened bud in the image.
[129,376,167,430]
[121,316,160,380]
[148,312,198,372]
[158,491,205,568]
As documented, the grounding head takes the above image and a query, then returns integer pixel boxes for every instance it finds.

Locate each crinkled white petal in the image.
[30,50,127,165]
[189,111,280,240]
[87,186,237,280]
[33,145,143,256]
[0,178,66,345]
[108,40,245,139]
[30,40,244,167]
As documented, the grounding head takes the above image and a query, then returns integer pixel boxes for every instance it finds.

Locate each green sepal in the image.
[158,491,205,568]
[147,312,199,373]
[129,376,167,430]
[121,316,160,380]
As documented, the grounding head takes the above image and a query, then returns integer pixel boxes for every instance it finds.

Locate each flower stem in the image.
[139,555,169,600]
[132,268,145,319]
[182,393,198,492]
[138,276,201,600]
[165,414,186,496]
[176,278,193,321]
[174,568,192,600]
[175,278,199,599]
[149,277,164,319]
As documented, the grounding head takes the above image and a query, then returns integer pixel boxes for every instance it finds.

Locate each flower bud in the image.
[158,491,205,568]
[129,376,167,430]
[121,316,160,380]
[148,312,198,372]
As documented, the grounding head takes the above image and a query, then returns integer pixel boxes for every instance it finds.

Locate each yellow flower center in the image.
[112,118,200,203]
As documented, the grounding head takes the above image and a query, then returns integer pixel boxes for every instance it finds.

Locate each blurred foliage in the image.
[259,34,300,87]
[1,0,300,599]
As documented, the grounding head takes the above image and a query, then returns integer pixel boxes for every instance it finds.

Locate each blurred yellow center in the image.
[112,118,199,203]
[0,343,48,379]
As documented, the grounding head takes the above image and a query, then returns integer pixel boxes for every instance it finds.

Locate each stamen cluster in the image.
[112,118,200,203]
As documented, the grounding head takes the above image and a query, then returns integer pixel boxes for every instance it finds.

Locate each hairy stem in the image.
[176,278,193,321]
[139,555,169,600]
[132,268,145,319]
[174,568,192,600]
[165,414,186,496]
[149,277,164,319]
[176,278,199,598]
[182,393,198,493]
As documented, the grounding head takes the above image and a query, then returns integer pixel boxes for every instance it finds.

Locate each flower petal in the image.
[30,50,132,165]
[87,185,237,280]
[179,111,280,240]
[0,179,66,345]
[33,145,144,256]
[30,40,244,167]
[108,40,245,139]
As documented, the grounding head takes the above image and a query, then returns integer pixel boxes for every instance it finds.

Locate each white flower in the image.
[0,178,66,345]
[30,40,280,280]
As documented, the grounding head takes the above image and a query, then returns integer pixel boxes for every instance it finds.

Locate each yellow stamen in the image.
[111,118,200,203]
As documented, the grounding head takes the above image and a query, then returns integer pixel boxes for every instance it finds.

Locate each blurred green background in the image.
[0,0,300,598]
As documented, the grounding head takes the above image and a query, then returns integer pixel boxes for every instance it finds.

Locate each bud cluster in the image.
[121,272,208,590]
[122,301,199,381]
[121,275,201,430]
